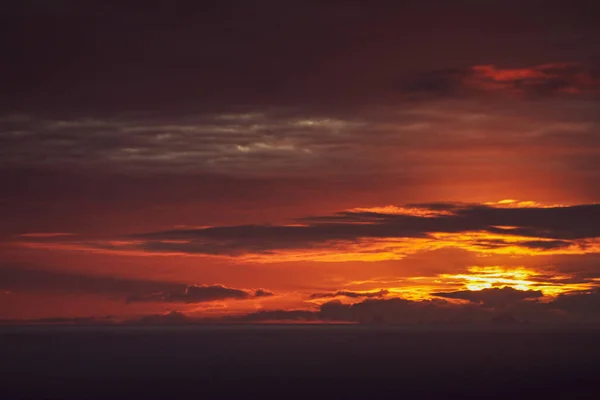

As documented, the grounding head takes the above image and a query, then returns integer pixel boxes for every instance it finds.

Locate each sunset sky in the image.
[1,0,599,324]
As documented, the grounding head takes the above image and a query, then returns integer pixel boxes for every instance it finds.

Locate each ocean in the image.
[1,325,598,399]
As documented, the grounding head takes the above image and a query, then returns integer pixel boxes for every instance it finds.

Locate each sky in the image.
[1,0,599,325]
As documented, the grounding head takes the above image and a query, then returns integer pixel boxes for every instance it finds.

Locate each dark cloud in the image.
[0,265,273,304]
[229,289,600,325]
[133,310,192,325]
[222,310,318,323]
[432,287,544,307]
[0,264,185,296]
[309,289,389,300]
[126,284,273,304]
[519,240,574,250]
[8,289,600,325]
[0,315,115,325]
[549,289,600,318]
[254,289,275,298]
[107,202,600,257]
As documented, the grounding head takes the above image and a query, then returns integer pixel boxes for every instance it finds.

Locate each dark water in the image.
[1,325,599,399]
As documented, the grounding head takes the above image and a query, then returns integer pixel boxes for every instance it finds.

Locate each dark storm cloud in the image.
[432,287,544,307]
[0,264,273,303]
[126,284,273,304]
[309,289,389,300]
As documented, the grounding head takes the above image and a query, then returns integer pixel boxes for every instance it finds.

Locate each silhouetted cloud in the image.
[228,288,600,325]
[254,289,275,297]
[432,287,543,307]
[0,264,273,304]
[0,264,185,296]
[8,289,600,326]
[223,310,318,323]
[133,310,192,325]
[0,315,115,325]
[126,284,273,304]
[549,289,600,317]
[84,202,597,260]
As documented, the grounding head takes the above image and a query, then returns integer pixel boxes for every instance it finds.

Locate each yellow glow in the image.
[346,205,455,217]
[489,199,568,208]
[440,266,594,296]
[18,233,600,263]
[341,265,597,301]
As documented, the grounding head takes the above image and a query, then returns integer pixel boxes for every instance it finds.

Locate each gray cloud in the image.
[2,96,599,177]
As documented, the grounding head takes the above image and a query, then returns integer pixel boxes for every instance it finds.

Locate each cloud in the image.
[29,202,596,261]
[549,289,600,318]
[7,288,600,326]
[0,315,115,325]
[133,310,192,325]
[222,309,318,323]
[0,264,274,304]
[432,287,543,307]
[126,284,273,304]
[229,288,600,325]
[309,289,389,300]
[0,264,185,296]
[254,289,275,297]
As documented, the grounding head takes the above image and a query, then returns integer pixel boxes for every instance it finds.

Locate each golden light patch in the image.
[346,205,455,217]
[439,266,594,296]
[488,199,568,208]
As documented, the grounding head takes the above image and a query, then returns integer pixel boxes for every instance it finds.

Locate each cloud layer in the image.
[23,202,596,262]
